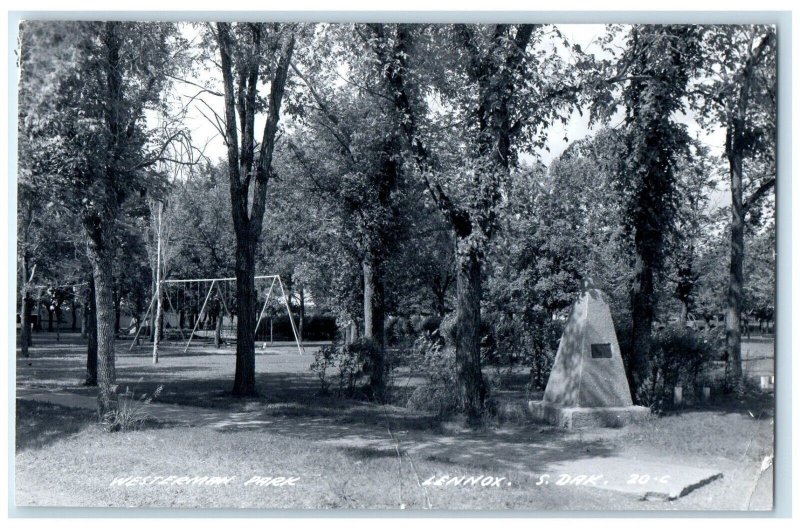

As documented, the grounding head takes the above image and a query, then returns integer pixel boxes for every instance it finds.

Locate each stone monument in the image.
[528,279,650,428]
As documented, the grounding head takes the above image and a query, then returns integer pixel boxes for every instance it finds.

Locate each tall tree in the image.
[691,25,776,386]
[610,25,699,390]
[284,35,415,395]
[365,24,578,417]
[18,21,182,417]
[212,23,296,396]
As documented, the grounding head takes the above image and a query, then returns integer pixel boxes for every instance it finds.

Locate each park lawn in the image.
[15,335,775,511]
[14,395,774,511]
[16,400,637,511]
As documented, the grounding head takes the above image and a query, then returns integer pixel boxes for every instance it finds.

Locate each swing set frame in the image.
[130,274,305,355]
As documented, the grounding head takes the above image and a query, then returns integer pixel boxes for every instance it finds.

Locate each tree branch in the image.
[744,177,775,211]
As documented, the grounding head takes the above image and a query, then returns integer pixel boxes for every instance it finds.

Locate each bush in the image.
[385,316,413,346]
[309,338,381,397]
[406,383,461,416]
[636,325,715,412]
[310,343,337,395]
[438,312,457,347]
[403,334,462,416]
[411,316,442,334]
[479,311,561,392]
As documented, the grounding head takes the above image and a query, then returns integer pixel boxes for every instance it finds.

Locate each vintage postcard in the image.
[10,11,782,515]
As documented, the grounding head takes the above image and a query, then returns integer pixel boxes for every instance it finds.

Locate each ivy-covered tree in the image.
[611,25,699,391]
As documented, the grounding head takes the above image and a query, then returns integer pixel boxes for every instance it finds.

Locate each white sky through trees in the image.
[167,23,730,209]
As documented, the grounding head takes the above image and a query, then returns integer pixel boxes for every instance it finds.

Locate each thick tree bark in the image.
[725,139,745,384]
[232,240,257,395]
[85,276,98,386]
[455,246,486,419]
[630,259,656,389]
[362,257,386,396]
[114,288,121,336]
[84,223,117,417]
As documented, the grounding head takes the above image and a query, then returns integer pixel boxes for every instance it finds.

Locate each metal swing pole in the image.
[277,276,305,356]
[183,279,217,354]
[130,291,157,352]
[256,277,277,349]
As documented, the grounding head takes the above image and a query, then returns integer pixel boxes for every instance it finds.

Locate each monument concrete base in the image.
[528,401,651,429]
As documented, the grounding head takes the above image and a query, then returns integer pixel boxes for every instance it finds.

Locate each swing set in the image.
[130,275,305,355]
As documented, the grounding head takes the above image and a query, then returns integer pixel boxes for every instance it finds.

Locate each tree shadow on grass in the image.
[16,398,179,453]
[15,399,96,452]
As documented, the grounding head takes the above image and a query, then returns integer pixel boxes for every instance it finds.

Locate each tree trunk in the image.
[679,301,688,327]
[84,230,117,417]
[152,285,162,363]
[20,296,32,356]
[726,143,745,385]
[55,306,61,342]
[298,288,305,344]
[215,312,223,349]
[71,298,77,331]
[232,240,257,396]
[455,245,486,419]
[85,276,98,386]
[47,306,53,332]
[81,297,88,338]
[630,257,655,392]
[362,258,386,396]
[114,287,121,336]
[19,253,31,357]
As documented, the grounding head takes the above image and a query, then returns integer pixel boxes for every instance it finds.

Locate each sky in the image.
[170,23,731,210]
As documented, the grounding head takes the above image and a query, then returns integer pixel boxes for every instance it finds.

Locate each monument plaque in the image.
[591,343,612,358]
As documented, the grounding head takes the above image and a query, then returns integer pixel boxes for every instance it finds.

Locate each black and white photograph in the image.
[6,6,789,516]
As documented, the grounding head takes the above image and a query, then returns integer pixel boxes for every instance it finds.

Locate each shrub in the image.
[404,334,462,415]
[385,316,413,346]
[102,379,163,432]
[636,325,715,412]
[406,383,461,416]
[310,343,337,395]
[479,312,561,392]
[438,312,457,348]
[420,315,443,336]
[309,338,380,397]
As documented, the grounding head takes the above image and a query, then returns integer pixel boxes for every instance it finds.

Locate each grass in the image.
[14,332,775,510]
[15,401,634,510]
